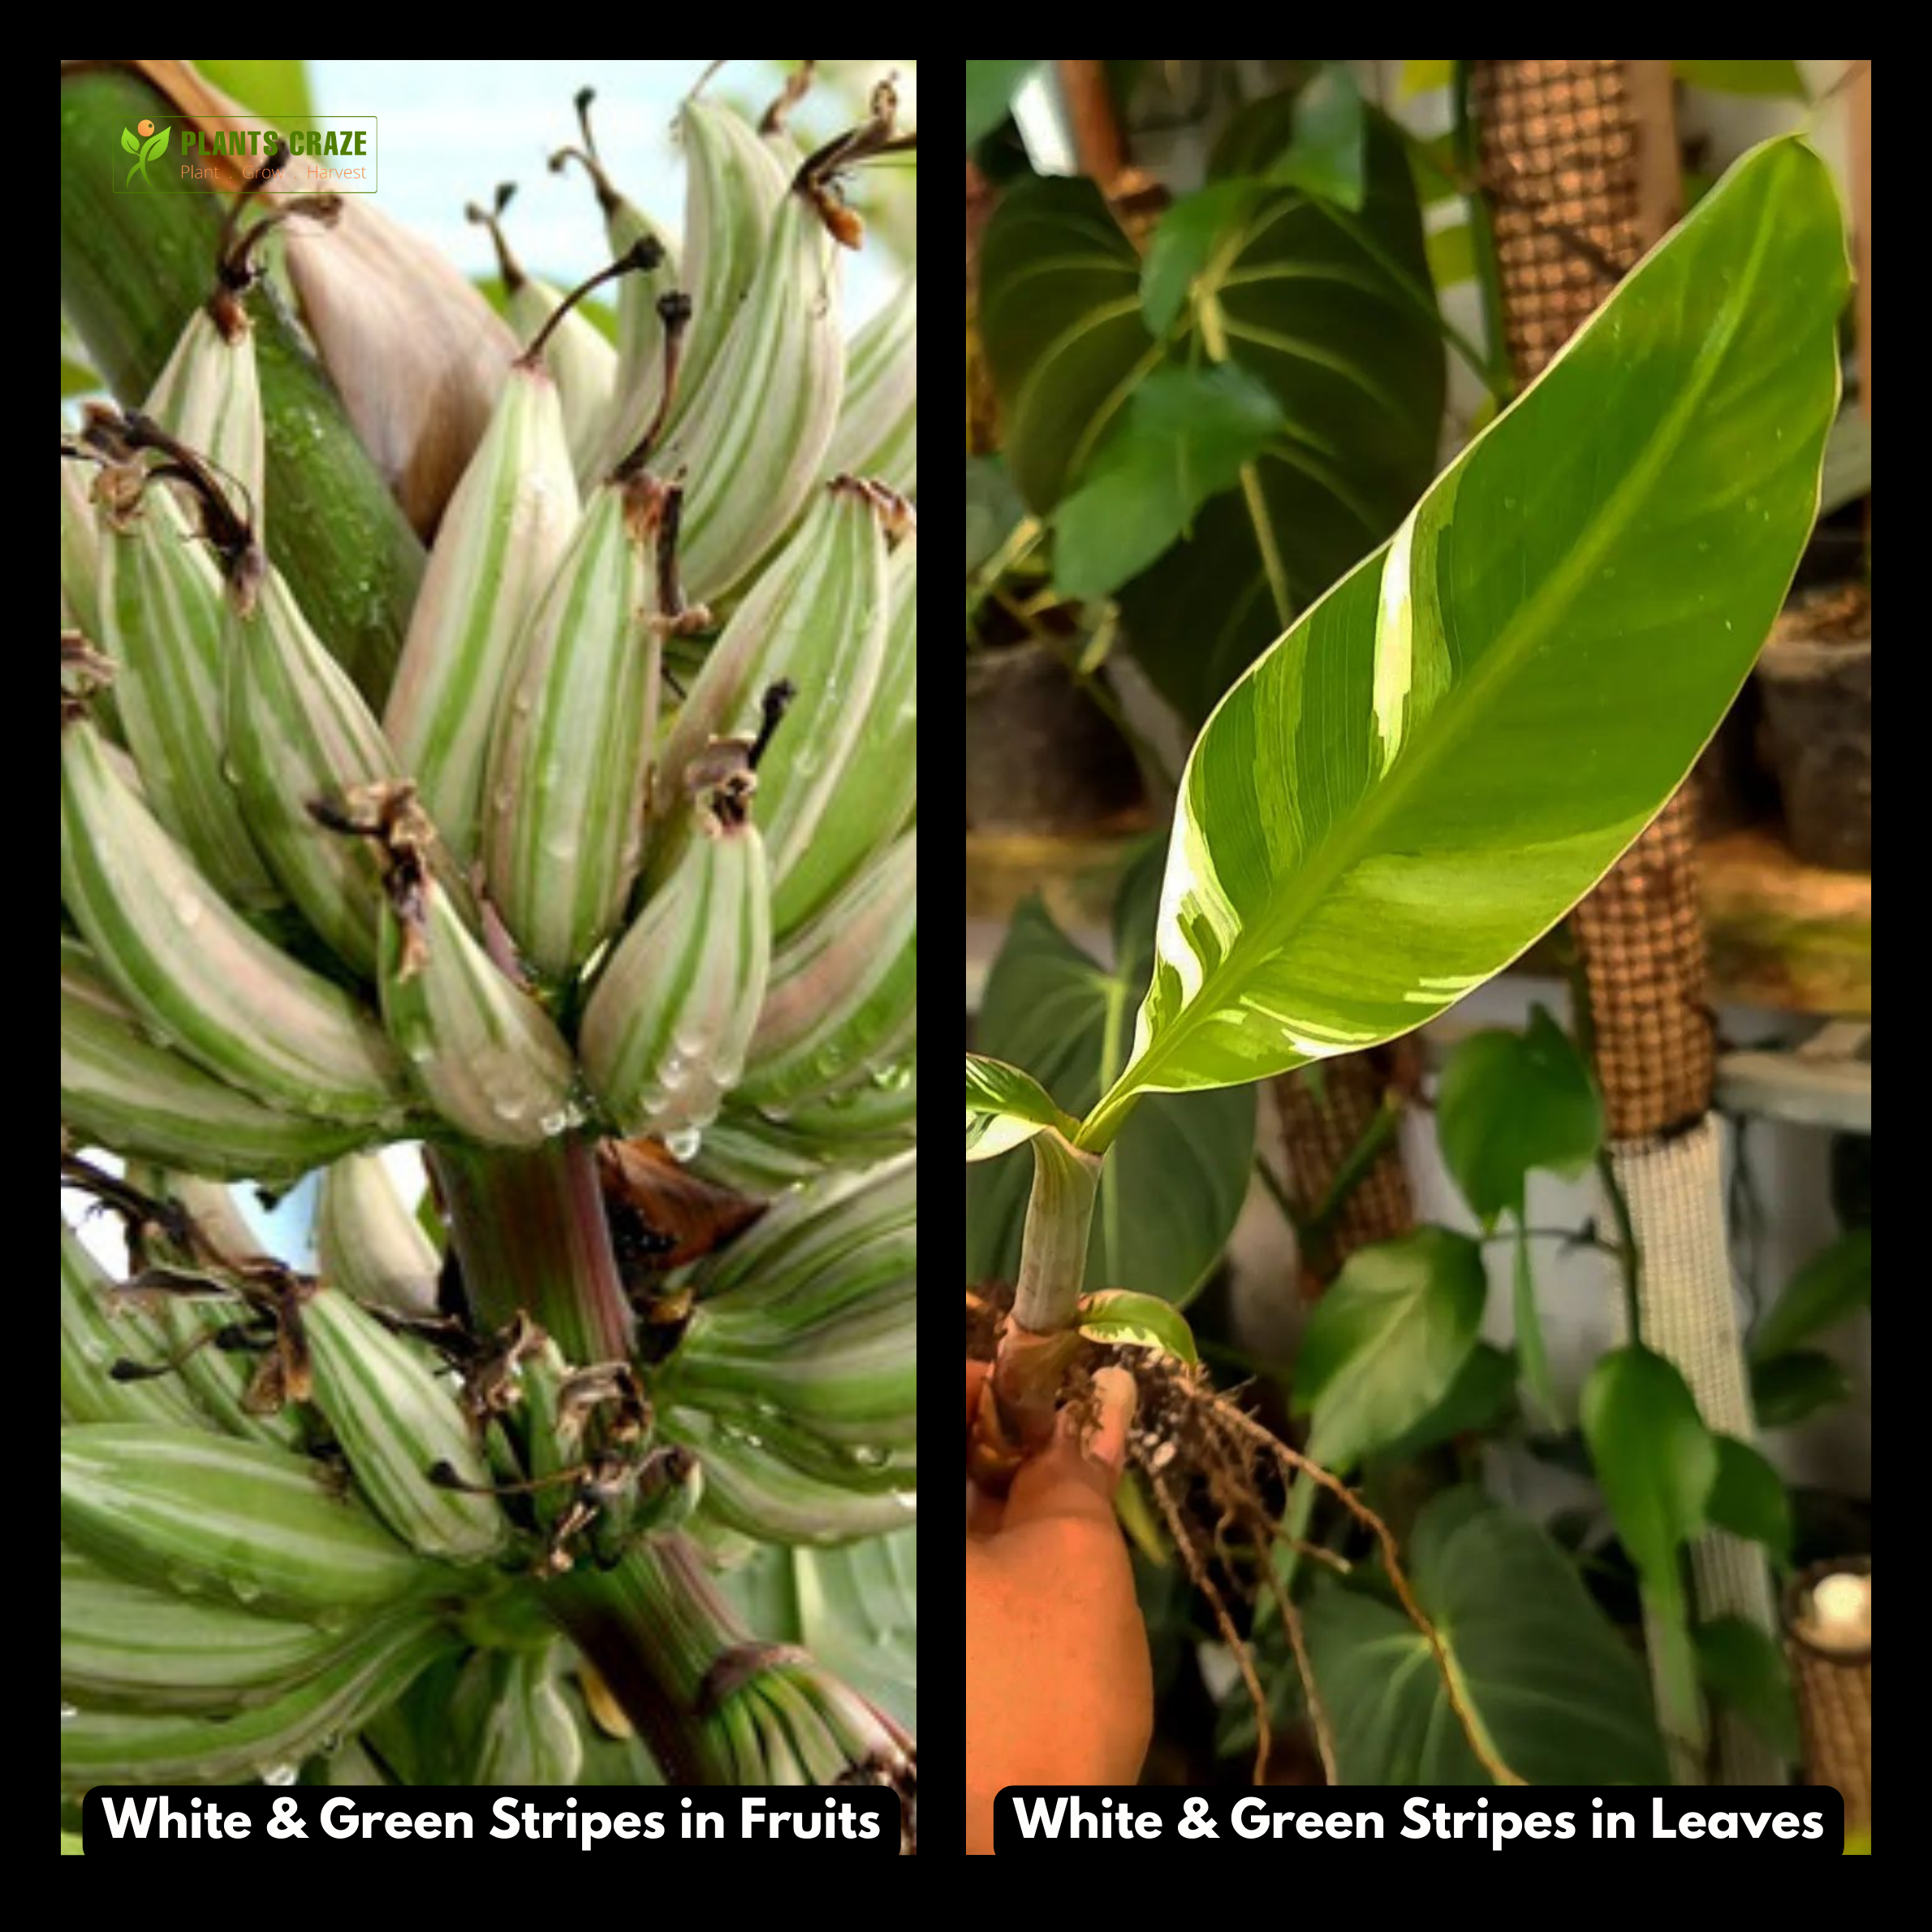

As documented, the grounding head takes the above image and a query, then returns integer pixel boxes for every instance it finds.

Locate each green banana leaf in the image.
[1084,136,1846,1146]
[964,1052,1076,1162]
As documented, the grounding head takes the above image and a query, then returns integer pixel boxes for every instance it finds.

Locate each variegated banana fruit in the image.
[61,935,375,1180]
[653,150,847,602]
[652,477,900,938]
[63,1539,372,1715]
[59,446,102,642]
[481,468,680,983]
[61,1423,436,1616]
[301,1284,508,1562]
[824,273,917,497]
[61,711,412,1127]
[736,830,916,1113]
[62,1607,456,1791]
[316,1152,442,1319]
[137,165,341,543]
[383,346,580,869]
[577,751,771,1141]
[61,1218,207,1431]
[658,1155,916,1540]
[225,565,415,979]
[664,1405,915,1546]
[552,86,681,488]
[666,93,792,437]
[327,782,578,1148]
[92,459,281,912]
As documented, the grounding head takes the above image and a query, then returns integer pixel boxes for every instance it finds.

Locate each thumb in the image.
[1001,1365,1137,1529]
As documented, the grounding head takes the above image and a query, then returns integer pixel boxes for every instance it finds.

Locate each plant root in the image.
[965,1289,1523,1788]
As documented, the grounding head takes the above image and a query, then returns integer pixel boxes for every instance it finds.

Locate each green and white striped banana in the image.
[664,1405,915,1546]
[770,530,916,929]
[59,447,102,641]
[383,354,580,868]
[94,465,281,910]
[362,792,578,1147]
[657,175,846,602]
[140,294,265,544]
[61,1424,436,1616]
[317,1153,442,1319]
[61,935,374,1180]
[552,88,681,487]
[469,186,619,479]
[825,274,917,497]
[481,469,678,982]
[578,774,770,1140]
[737,830,916,1112]
[671,96,792,432]
[652,478,895,936]
[61,718,412,1127]
[226,567,423,979]
[63,1541,363,1714]
[62,1609,455,1791]
[61,1218,206,1430]
[302,1285,508,1562]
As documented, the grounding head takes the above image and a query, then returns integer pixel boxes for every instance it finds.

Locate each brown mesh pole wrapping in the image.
[1783,1561,1872,1840]
[966,158,1000,456]
[1274,1045,1417,1296]
[1473,66,1786,1788]
[1471,58,1711,1136]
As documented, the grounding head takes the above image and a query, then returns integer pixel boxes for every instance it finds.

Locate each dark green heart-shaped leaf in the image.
[1705,1434,1794,1561]
[1302,1486,1669,1783]
[1054,364,1286,599]
[1751,1227,1871,1361]
[1294,1227,1488,1470]
[979,175,1154,513]
[1438,1006,1603,1226]
[1581,1345,1718,1589]
[978,92,1444,727]
[1751,1349,1853,1428]
[1117,90,1446,723]
[1693,1614,1800,1761]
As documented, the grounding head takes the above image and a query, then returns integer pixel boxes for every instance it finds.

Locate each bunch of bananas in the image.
[61,62,914,1830]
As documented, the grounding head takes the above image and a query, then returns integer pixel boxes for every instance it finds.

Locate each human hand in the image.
[964,1360,1151,1854]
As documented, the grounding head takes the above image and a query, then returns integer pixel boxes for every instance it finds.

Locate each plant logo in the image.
[122,119,170,188]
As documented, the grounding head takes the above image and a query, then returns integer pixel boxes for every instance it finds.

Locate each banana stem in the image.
[541,1535,745,1782]
[984,1130,1103,1464]
[429,1137,636,1367]
[1009,1129,1102,1336]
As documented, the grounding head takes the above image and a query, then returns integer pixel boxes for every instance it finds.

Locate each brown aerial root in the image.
[965,1295,1524,1789]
